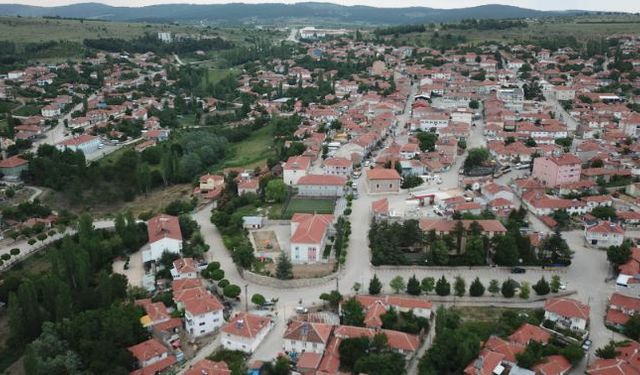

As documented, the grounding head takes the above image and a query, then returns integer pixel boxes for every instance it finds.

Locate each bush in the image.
[469,277,485,297]
[502,279,516,298]
[209,269,225,281]
[218,279,230,288]
[1,254,10,261]
[47,230,56,237]
[9,248,20,256]
[0,259,3,266]
[533,277,550,295]
[223,284,242,299]
[36,233,47,241]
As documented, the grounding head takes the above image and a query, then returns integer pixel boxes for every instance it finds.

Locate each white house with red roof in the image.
[184,292,224,338]
[199,174,225,192]
[41,104,61,118]
[170,258,198,280]
[323,157,353,176]
[184,359,231,375]
[290,213,334,264]
[544,297,590,331]
[585,221,625,248]
[296,174,346,197]
[128,338,176,375]
[0,155,29,178]
[283,156,311,186]
[222,313,274,353]
[55,134,101,154]
[283,321,333,354]
[144,214,183,262]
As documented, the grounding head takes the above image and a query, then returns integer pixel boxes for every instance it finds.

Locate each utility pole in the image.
[244,284,249,312]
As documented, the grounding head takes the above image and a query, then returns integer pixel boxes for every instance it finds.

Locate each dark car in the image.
[511,267,526,274]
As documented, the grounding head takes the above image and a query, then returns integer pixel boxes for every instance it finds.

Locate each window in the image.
[199,322,206,326]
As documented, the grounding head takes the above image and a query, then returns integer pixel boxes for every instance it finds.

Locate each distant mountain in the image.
[0,2,595,25]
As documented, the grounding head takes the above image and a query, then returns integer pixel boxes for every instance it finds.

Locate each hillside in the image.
[0,2,598,25]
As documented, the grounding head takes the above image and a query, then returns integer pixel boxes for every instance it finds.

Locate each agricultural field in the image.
[390,15,640,47]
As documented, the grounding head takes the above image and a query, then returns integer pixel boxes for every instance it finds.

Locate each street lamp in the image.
[244,283,249,312]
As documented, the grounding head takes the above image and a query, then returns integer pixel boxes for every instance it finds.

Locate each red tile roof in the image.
[130,355,177,375]
[544,297,590,320]
[173,258,197,274]
[147,214,182,243]
[183,293,224,316]
[0,155,28,169]
[291,213,334,244]
[297,174,346,186]
[483,335,524,363]
[371,198,389,214]
[222,313,271,338]
[128,338,170,362]
[283,321,333,345]
[464,349,505,375]
[366,168,401,180]
[533,355,572,375]
[587,221,625,235]
[324,157,352,168]
[184,359,231,375]
[333,325,419,352]
[58,134,98,146]
[508,323,551,346]
[419,219,507,234]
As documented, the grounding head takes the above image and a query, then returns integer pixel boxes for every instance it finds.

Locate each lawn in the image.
[283,198,336,219]
[452,306,542,323]
[13,105,41,117]
[218,122,275,170]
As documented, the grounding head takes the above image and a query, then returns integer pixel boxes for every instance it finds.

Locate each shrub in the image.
[1,254,10,261]
[209,269,225,281]
[9,248,20,256]
[223,284,242,299]
[27,239,36,245]
[218,279,230,288]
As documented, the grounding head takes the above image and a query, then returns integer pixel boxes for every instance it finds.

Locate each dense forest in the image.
[3,214,148,374]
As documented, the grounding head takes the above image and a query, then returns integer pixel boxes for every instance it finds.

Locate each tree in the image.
[608,242,632,266]
[494,234,519,266]
[454,276,466,297]
[463,147,490,173]
[469,99,479,109]
[276,253,293,280]
[464,236,486,265]
[319,290,342,309]
[625,314,640,341]
[389,276,406,294]
[550,275,562,293]
[421,277,435,294]
[354,352,406,375]
[533,277,550,296]
[595,340,621,359]
[24,322,82,375]
[469,277,485,297]
[488,279,500,296]
[339,337,370,370]
[435,275,451,296]
[368,274,383,295]
[341,297,365,327]
[209,269,225,281]
[501,279,516,298]
[251,293,266,307]
[223,284,242,299]
[592,206,617,220]
[265,179,288,203]
[431,239,449,265]
[407,275,421,296]
[519,281,530,299]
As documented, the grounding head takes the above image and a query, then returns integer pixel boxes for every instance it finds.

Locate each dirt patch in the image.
[251,231,281,253]
[42,184,193,218]
[263,261,336,279]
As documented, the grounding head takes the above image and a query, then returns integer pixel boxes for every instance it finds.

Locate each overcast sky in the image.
[1,0,638,13]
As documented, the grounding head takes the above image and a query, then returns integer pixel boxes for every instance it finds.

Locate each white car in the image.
[295,306,309,314]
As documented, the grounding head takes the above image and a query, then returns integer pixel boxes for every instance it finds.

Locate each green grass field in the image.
[283,198,336,218]
[219,122,276,170]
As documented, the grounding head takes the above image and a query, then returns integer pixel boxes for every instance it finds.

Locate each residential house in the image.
[184,292,225,338]
[221,313,274,353]
[143,214,183,263]
[585,221,625,248]
[0,155,29,179]
[242,216,265,229]
[199,174,225,192]
[532,355,572,375]
[419,219,507,238]
[606,293,640,329]
[283,156,311,186]
[283,321,333,354]
[170,258,198,280]
[128,338,176,375]
[587,338,640,375]
[323,157,353,176]
[238,178,260,195]
[184,359,231,375]
[290,213,334,264]
[544,297,590,331]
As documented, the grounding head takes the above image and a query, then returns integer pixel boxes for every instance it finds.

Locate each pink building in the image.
[532,154,582,188]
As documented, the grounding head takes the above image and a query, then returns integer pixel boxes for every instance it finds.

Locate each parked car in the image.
[295,306,309,314]
[582,339,592,351]
[511,267,526,274]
